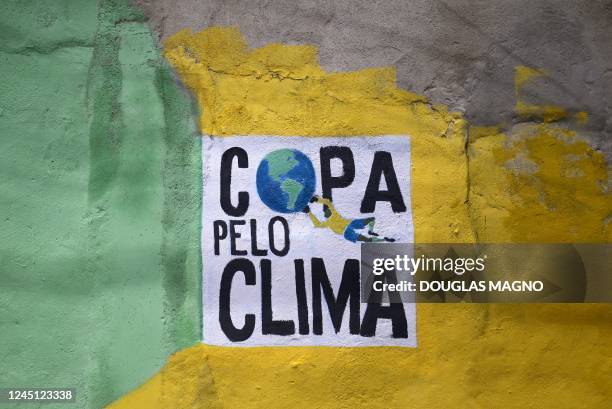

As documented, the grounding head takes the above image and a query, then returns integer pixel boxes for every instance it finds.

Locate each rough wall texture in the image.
[109,25,611,408]
[0,1,200,407]
[137,0,612,159]
[0,0,610,408]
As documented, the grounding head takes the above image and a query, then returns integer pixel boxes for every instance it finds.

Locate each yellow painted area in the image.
[307,197,351,235]
[109,28,612,409]
[469,124,610,242]
[514,65,568,122]
[575,111,589,124]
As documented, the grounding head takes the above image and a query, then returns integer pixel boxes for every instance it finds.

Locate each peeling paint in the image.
[109,27,612,409]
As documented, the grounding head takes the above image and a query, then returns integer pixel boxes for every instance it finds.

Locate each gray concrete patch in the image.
[134,0,612,160]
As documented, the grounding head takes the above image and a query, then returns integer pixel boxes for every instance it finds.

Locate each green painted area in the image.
[266,149,298,180]
[0,1,200,408]
[280,178,304,210]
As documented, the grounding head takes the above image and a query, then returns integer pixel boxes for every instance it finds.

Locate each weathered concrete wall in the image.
[1,0,610,408]
[137,0,612,159]
[109,23,611,408]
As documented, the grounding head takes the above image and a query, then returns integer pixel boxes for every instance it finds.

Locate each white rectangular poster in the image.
[201,135,416,346]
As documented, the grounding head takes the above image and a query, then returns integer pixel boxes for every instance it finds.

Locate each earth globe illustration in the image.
[256,149,316,213]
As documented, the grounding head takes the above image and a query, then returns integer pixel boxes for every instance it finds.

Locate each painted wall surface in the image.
[0,1,201,407]
[200,135,416,347]
[0,1,610,408]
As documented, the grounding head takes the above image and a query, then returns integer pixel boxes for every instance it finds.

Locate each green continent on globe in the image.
[265,149,298,180]
[264,148,305,211]
[280,178,304,210]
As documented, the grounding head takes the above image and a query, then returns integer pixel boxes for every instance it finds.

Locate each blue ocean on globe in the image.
[256,149,316,213]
